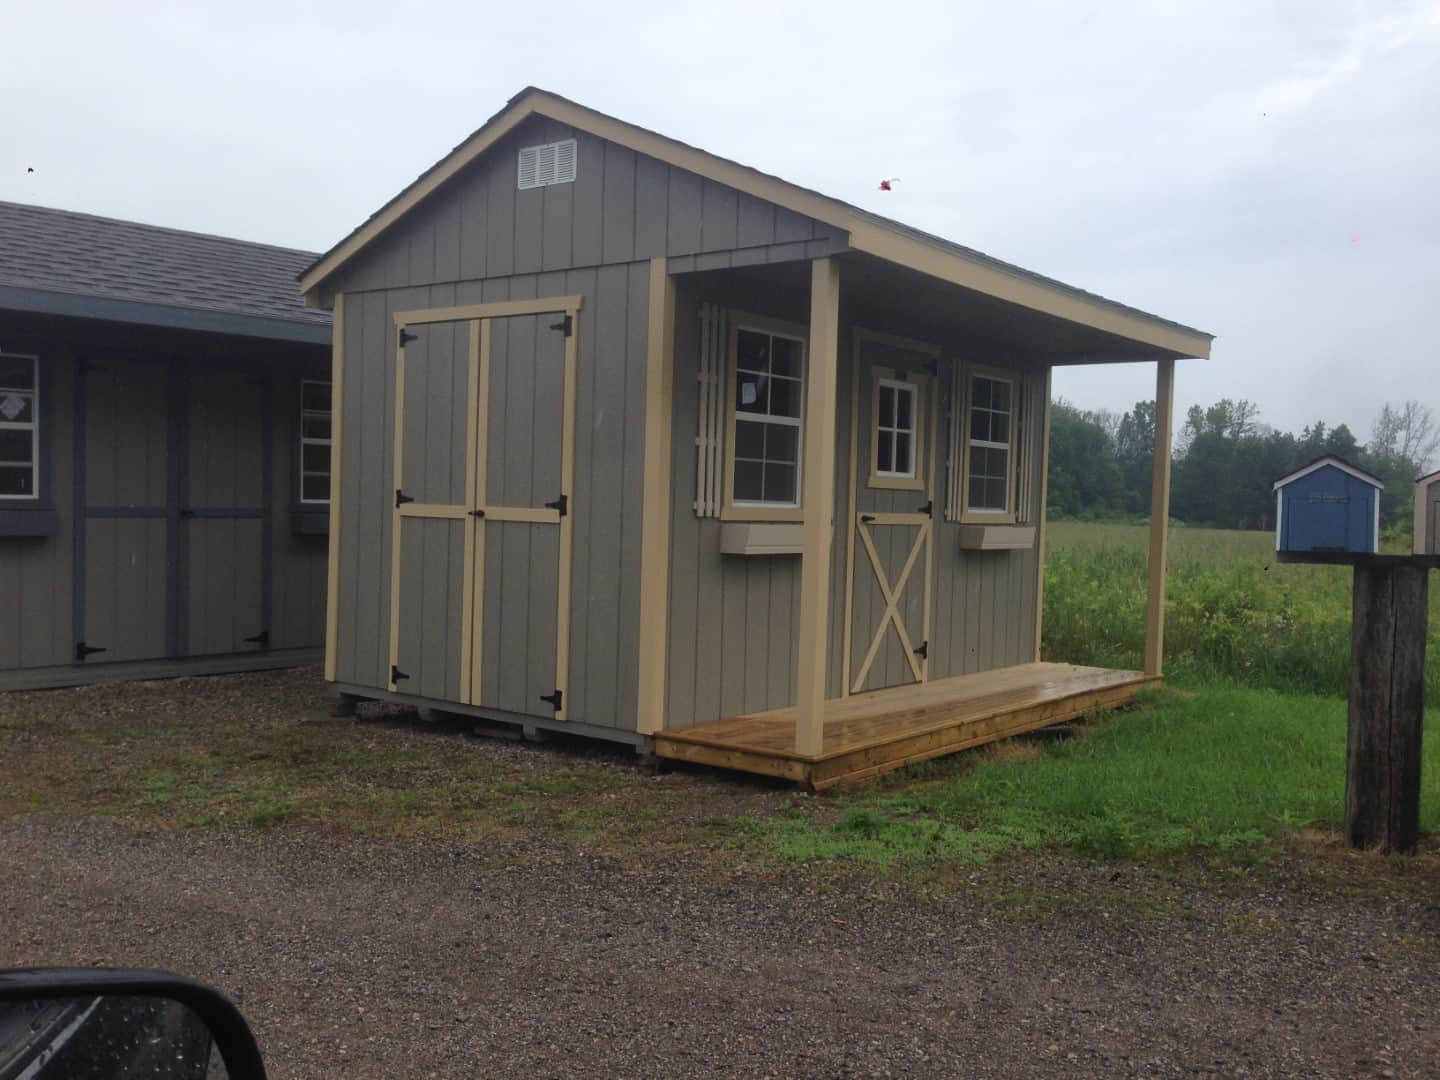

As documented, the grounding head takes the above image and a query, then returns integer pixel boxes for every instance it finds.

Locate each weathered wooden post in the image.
[1277,551,1435,854]
[1346,559,1429,852]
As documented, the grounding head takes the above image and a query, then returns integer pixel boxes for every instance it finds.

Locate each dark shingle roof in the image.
[0,200,328,343]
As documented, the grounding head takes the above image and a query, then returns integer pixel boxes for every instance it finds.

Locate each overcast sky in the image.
[5,1,1437,442]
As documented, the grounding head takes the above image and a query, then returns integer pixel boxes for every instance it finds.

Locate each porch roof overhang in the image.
[299,88,1213,362]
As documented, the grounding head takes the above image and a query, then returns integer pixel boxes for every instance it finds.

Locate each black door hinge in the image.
[539,689,563,712]
[544,493,568,517]
[469,508,486,518]
[75,641,106,662]
[917,499,933,518]
[913,640,929,660]
[391,664,410,685]
[398,327,418,348]
[549,314,573,337]
[860,513,876,524]
[243,630,270,648]
[395,489,414,508]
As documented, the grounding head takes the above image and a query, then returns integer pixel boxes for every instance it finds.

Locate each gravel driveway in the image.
[3,815,1437,1078]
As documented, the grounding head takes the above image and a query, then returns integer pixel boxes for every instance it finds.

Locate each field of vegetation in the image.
[1043,522,1440,700]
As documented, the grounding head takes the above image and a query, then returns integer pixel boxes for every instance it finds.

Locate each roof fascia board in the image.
[299,89,1212,357]
[1272,457,1383,491]
[0,284,330,346]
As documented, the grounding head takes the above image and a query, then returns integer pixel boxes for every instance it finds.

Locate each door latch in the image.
[75,641,107,661]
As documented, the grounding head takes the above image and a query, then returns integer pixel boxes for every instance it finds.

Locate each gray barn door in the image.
[79,356,171,664]
[473,312,570,719]
[386,300,578,721]
[389,317,472,703]
[181,366,268,655]
[843,334,938,695]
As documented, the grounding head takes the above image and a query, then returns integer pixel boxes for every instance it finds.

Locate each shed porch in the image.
[654,661,1153,789]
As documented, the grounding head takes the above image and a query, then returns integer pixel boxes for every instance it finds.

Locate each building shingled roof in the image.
[0,200,329,338]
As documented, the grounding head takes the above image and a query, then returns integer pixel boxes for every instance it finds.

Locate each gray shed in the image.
[0,201,331,689]
[1416,469,1440,555]
[302,88,1213,787]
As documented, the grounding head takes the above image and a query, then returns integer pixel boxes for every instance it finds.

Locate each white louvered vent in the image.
[517,139,578,190]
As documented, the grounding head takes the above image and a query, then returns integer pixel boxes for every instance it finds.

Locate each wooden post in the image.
[1346,561,1429,853]
[636,258,676,735]
[1144,358,1175,677]
[795,257,841,757]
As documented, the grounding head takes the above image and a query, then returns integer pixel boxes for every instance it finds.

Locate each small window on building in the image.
[0,354,38,499]
[299,380,332,504]
[729,326,805,510]
[517,139,578,190]
[964,370,1015,516]
[873,376,919,481]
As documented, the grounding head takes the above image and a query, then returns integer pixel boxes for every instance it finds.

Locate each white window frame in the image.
[868,369,926,491]
[960,365,1018,522]
[0,353,39,502]
[299,379,332,506]
[722,315,808,522]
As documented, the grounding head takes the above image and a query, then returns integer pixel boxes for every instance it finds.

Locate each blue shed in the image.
[1273,456,1383,554]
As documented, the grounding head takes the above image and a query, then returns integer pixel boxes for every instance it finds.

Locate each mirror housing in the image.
[0,968,265,1080]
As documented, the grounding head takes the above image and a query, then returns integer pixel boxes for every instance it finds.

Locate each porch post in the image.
[795,257,841,756]
[1144,358,1176,677]
[636,257,676,734]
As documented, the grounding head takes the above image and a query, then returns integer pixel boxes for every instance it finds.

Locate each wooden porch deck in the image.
[653,662,1155,789]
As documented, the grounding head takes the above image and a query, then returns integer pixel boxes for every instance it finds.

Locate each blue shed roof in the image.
[1272,455,1383,492]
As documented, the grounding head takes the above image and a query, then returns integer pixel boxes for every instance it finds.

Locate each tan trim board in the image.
[323,293,345,682]
[840,340,861,698]
[795,258,841,756]
[636,258,676,735]
[394,296,583,326]
[865,366,928,492]
[1144,358,1175,677]
[468,319,493,705]
[460,320,481,704]
[301,91,1210,357]
[398,503,470,520]
[851,519,927,691]
[481,506,561,525]
[1033,367,1052,661]
[853,326,943,358]
[719,505,804,523]
[386,345,407,691]
[553,314,579,722]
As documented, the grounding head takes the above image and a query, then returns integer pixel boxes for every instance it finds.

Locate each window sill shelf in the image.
[720,521,803,555]
[958,524,1035,551]
[0,508,58,538]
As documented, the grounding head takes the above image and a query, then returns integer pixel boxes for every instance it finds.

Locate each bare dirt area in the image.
[2,669,1439,1077]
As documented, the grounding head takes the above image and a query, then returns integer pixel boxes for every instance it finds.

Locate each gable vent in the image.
[518,139,577,190]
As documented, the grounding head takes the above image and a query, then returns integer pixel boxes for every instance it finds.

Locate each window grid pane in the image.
[0,355,37,500]
[733,328,804,507]
[875,379,917,478]
[300,379,333,505]
[966,373,1014,513]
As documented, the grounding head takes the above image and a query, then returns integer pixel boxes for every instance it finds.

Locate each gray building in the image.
[302,88,1213,787]
[0,201,331,689]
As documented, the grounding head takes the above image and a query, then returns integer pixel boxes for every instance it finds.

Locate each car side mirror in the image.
[0,968,266,1080]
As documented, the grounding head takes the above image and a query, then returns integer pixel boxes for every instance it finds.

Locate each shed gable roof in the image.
[1272,455,1384,492]
[300,88,1213,359]
[0,200,330,344]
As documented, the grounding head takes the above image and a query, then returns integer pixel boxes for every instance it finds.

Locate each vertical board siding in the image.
[325,116,835,301]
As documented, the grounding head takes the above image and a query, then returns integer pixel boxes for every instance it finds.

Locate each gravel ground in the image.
[3,815,1438,1079]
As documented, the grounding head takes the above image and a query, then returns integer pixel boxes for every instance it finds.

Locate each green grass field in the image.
[1043,522,1440,700]
[742,523,1440,867]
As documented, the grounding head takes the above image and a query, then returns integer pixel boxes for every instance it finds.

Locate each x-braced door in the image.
[387,298,580,722]
[842,331,940,695]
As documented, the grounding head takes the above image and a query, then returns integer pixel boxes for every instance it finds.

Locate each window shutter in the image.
[517,139,578,190]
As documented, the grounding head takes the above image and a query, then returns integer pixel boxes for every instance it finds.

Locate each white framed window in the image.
[0,353,39,500]
[962,368,1016,519]
[869,370,927,491]
[299,380,332,505]
[725,321,806,517]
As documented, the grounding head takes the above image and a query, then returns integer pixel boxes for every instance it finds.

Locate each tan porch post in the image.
[795,257,841,756]
[636,257,676,734]
[1144,358,1176,677]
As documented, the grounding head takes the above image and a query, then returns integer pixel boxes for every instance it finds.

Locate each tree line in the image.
[1047,397,1438,534]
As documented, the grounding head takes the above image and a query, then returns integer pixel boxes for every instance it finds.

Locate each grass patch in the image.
[745,684,1440,867]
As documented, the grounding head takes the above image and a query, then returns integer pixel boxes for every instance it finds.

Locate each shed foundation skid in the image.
[654,662,1152,789]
